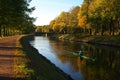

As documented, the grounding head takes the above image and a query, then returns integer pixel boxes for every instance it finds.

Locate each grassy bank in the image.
[19,35,73,80]
[58,34,120,47]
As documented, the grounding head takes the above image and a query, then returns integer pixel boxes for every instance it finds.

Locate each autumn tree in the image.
[49,12,69,34]
[49,0,120,36]
[68,6,80,33]
[78,0,91,34]
[49,6,80,34]
[88,0,120,35]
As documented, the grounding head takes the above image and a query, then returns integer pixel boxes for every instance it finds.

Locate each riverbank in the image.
[19,35,73,80]
[0,35,73,80]
[58,34,120,47]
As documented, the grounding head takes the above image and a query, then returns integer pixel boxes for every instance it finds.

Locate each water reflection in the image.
[30,36,120,80]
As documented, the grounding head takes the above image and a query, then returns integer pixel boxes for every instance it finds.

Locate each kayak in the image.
[72,52,80,57]
[72,52,95,61]
[80,55,95,61]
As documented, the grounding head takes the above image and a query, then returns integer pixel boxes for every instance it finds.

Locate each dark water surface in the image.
[30,36,120,80]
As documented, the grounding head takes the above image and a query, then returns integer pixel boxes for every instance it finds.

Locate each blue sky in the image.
[30,0,83,26]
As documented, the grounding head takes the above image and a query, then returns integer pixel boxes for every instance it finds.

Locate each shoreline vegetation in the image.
[19,35,73,80]
[57,34,120,47]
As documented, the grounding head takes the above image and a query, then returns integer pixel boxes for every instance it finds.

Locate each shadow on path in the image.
[0,76,25,80]
[0,46,20,50]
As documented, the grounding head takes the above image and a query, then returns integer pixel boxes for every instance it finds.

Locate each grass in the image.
[18,35,73,80]
[13,35,34,80]
[14,49,34,79]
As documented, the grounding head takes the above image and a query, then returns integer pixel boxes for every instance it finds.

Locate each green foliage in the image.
[0,0,35,37]
[14,46,34,80]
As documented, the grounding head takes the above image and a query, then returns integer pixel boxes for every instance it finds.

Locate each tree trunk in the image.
[112,20,115,36]
[0,25,1,37]
[112,26,115,36]
[109,20,113,35]
[94,24,97,35]
[101,24,104,36]
[118,21,120,35]
[119,30,120,35]
[5,27,9,36]
[3,26,6,36]
[89,28,92,35]
[84,26,86,34]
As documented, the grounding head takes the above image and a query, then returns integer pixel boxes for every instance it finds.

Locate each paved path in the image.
[0,36,19,78]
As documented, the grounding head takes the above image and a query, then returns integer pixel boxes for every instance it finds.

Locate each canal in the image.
[30,36,120,80]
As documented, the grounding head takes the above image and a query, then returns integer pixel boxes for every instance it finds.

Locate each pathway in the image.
[0,35,19,79]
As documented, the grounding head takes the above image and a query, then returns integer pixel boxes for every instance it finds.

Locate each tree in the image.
[49,12,69,34]
[68,6,80,33]
[0,0,35,37]
[49,0,120,36]
[78,0,91,34]
[88,0,120,35]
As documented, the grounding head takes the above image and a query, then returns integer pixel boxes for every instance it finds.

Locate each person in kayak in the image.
[79,50,84,55]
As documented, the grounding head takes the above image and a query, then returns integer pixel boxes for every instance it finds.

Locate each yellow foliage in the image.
[78,15,87,27]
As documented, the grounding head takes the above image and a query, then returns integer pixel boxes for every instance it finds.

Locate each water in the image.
[30,36,120,80]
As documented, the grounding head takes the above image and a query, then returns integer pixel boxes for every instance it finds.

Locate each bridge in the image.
[34,32,54,36]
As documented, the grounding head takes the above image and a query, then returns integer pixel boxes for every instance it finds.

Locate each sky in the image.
[30,0,83,26]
